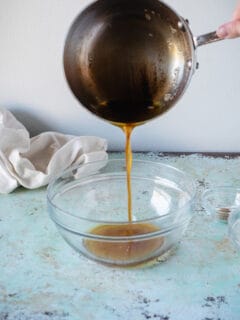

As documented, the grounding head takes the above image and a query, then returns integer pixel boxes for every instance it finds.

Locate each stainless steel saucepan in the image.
[64,0,223,125]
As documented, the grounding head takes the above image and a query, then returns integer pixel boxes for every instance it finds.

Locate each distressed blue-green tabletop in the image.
[1,153,240,320]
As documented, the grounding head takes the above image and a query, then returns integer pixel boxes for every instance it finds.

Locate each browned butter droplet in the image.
[84,223,164,262]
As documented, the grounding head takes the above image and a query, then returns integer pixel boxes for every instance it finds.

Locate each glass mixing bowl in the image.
[47,159,196,267]
[228,210,240,251]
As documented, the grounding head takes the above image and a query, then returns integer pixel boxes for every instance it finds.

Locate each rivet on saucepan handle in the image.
[194,31,223,48]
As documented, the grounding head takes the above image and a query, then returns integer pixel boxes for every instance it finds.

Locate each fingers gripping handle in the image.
[194,31,223,48]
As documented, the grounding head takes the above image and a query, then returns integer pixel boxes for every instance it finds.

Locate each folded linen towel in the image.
[0,108,107,194]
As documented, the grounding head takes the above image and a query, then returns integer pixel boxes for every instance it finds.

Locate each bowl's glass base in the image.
[81,244,177,268]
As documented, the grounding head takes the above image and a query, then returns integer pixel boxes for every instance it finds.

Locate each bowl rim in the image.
[202,186,240,204]
[47,158,197,225]
[203,186,240,194]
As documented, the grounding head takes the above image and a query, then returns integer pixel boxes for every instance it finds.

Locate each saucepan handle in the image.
[194,31,223,47]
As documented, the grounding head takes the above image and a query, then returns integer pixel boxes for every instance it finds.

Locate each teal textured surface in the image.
[0,153,240,320]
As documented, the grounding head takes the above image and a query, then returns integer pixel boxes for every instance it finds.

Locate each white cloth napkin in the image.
[0,108,108,194]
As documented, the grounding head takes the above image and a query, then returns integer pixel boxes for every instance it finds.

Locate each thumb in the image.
[217,20,240,39]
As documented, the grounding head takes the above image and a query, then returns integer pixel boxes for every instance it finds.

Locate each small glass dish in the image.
[202,187,240,222]
[47,159,196,267]
[228,210,240,251]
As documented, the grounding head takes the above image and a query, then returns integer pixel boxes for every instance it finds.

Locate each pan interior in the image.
[64,0,195,124]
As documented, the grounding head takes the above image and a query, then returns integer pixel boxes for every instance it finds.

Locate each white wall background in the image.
[0,0,239,152]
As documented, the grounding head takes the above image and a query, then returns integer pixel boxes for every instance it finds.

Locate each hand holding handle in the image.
[194,17,240,47]
[194,31,222,48]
